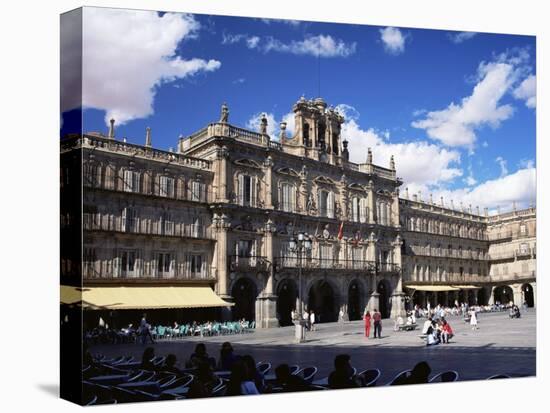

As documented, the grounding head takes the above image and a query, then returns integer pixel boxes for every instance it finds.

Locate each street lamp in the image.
[289,231,312,343]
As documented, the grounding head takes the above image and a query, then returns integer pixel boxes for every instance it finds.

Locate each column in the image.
[368,180,375,224]
[367,232,379,312]
[532,283,537,308]
[390,235,406,318]
[216,145,230,202]
[263,156,274,210]
[257,219,279,328]
[512,284,523,306]
[215,213,233,320]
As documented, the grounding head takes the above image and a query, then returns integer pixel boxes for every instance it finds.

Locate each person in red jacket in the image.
[441,319,453,344]
[363,309,372,338]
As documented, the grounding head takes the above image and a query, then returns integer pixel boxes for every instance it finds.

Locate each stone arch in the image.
[347,278,365,321]
[493,285,514,306]
[377,278,392,318]
[521,283,534,307]
[276,278,298,326]
[230,276,259,322]
[307,278,339,323]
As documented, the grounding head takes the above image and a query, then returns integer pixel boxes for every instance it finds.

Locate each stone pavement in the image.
[90,311,536,383]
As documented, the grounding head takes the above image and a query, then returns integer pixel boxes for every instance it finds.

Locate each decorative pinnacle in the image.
[145,127,152,147]
[367,147,373,164]
[108,118,115,139]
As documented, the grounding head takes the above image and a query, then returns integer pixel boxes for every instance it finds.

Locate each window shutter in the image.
[360,198,367,223]
[238,175,244,205]
[328,191,335,218]
[121,208,127,232]
[317,190,323,216]
[251,176,257,207]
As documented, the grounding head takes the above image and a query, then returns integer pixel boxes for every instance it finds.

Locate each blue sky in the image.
[62,7,536,212]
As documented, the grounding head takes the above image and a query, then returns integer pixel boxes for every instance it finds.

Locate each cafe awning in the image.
[60,285,234,310]
[450,285,482,290]
[404,284,460,292]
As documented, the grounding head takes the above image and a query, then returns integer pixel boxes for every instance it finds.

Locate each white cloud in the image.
[411,54,528,148]
[513,74,536,108]
[246,112,296,139]
[232,78,246,84]
[518,158,535,169]
[495,156,508,177]
[339,106,462,188]
[246,112,277,137]
[80,8,221,125]
[260,18,301,27]
[379,27,405,55]
[448,31,477,44]
[463,163,477,186]
[223,33,356,58]
[431,166,536,212]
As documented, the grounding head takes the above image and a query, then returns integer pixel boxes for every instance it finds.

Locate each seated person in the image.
[441,320,453,343]
[273,363,309,392]
[421,317,433,335]
[426,324,440,346]
[407,361,432,384]
[328,354,359,389]
[140,346,157,371]
[187,361,219,399]
[162,353,183,374]
[218,342,240,371]
[186,343,216,369]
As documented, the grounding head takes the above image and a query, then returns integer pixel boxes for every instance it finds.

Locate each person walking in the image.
[310,311,316,331]
[470,308,478,330]
[373,309,382,339]
[140,313,156,344]
[363,310,372,338]
[303,310,310,331]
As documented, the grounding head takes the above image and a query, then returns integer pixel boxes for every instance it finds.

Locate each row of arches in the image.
[230,277,393,326]
[410,283,535,308]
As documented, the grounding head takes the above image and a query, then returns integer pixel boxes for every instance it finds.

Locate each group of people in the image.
[290,309,316,331]
[509,304,522,319]
[422,317,454,346]
[362,308,383,339]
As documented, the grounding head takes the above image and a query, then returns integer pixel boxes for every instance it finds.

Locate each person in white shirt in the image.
[310,311,316,331]
[303,310,309,330]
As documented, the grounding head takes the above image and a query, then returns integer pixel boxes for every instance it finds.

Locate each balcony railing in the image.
[275,257,399,273]
[489,271,536,282]
[229,256,269,271]
[82,264,216,281]
[83,177,214,204]
[487,251,519,261]
[83,214,214,240]
[515,248,534,258]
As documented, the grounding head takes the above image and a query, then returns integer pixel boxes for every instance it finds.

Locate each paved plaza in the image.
[90,311,536,384]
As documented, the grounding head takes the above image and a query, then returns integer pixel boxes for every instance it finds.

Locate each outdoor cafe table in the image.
[118,380,161,394]
[89,374,129,385]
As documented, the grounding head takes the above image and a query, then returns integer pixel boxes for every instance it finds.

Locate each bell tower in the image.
[290,97,344,165]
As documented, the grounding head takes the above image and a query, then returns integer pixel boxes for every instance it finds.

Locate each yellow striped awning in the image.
[60,285,233,310]
[404,285,460,292]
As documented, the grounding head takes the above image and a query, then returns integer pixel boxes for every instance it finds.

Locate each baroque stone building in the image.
[61,97,536,328]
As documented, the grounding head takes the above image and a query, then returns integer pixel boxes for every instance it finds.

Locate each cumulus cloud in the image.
[246,112,278,137]
[338,105,462,189]
[411,52,532,148]
[379,27,406,55]
[430,165,536,212]
[495,156,509,177]
[222,33,356,58]
[448,31,477,44]
[246,112,296,139]
[260,18,301,27]
[513,74,536,108]
[80,8,221,125]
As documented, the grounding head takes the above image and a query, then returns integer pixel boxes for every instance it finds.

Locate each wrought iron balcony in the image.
[274,257,399,273]
[229,255,269,272]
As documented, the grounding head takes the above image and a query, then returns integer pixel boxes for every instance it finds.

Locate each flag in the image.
[337,222,344,240]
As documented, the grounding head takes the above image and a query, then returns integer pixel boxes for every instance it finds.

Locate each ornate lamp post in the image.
[289,232,312,343]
